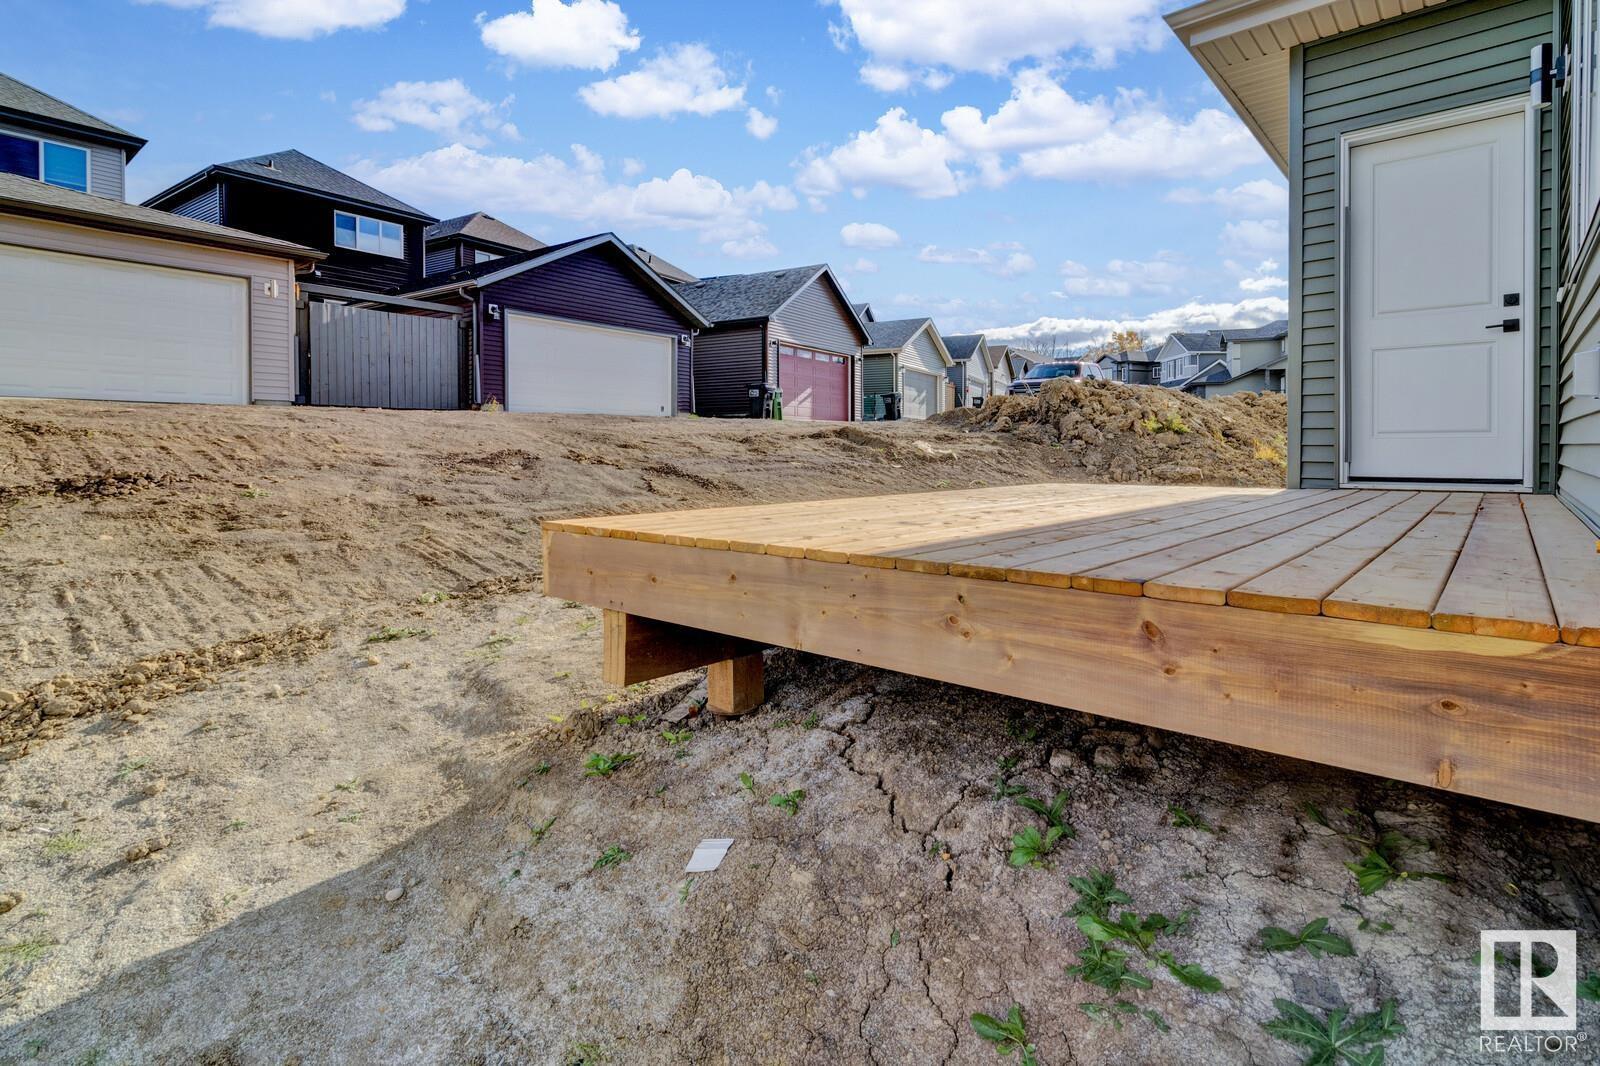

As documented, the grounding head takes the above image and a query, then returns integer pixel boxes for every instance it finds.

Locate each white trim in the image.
[1335,96,1536,492]
[332,209,404,259]
[502,310,677,416]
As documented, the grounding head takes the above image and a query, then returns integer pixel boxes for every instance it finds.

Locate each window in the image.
[0,132,88,192]
[332,210,405,258]
[1574,0,1600,255]
[473,249,501,265]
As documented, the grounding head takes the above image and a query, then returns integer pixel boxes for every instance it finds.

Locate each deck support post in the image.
[707,652,764,717]
[602,609,765,695]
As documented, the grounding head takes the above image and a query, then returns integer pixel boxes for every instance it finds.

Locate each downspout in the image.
[688,328,698,415]
[1551,0,1565,496]
[459,285,480,407]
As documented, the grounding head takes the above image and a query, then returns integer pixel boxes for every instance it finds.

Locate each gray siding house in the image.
[0,72,145,201]
[674,265,868,420]
[987,342,1015,394]
[943,332,990,406]
[425,212,543,277]
[1168,0,1590,513]
[862,318,954,419]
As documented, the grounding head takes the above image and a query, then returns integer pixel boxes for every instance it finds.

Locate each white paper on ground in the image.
[686,838,734,873]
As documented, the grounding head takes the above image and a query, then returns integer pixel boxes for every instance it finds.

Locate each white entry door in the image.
[1347,109,1528,483]
[901,368,937,419]
[504,313,673,415]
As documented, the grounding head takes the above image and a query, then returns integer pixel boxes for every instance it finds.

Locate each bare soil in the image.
[0,396,1594,1066]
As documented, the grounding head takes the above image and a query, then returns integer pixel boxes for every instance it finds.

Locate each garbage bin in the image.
[882,392,903,420]
[747,383,783,418]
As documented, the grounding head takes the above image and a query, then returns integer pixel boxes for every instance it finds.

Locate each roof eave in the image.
[144,165,436,224]
[0,106,148,160]
[0,197,324,261]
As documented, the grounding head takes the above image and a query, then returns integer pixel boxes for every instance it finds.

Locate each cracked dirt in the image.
[2,397,1597,1065]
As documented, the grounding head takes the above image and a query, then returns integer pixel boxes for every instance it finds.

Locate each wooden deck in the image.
[544,484,1600,821]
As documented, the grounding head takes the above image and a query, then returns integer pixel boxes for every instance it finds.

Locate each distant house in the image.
[1095,345,1162,385]
[425,212,543,277]
[406,232,707,416]
[852,301,876,322]
[0,72,145,200]
[144,149,436,296]
[986,342,1014,395]
[862,318,953,419]
[633,244,699,284]
[1157,321,1289,396]
[1156,332,1225,388]
[943,333,990,406]
[0,75,320,407]
[673,264,868,421]
[1006,347,1039,383]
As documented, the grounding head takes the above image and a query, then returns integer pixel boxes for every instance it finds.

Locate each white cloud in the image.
[941,68,1107,154]
[746,107,778,140]
[919,242,1036,278]
[722,237,778,259]
[796,108,962,199]
[840,222,901,249]
[143,0,404,38]
[1167,179,1287,218]
[352,80,517,146]
[859,63,952,93]
[848,257,879,273]
[1239,274,1287,292]
[479,0,640,71]
[580,44,746,119]
[981,297,1289,350]
[1059,253,1185,297]
[1221,218,1287,260]
[1017,94,1263,181]
[353,144,793,246]
[621,157,646,176]
[833,0,1168,73]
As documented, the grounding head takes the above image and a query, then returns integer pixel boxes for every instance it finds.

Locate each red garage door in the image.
[778,344,850,421]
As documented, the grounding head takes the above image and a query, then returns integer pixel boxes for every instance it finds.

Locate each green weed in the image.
[592,845,631,872]
[970,1004,1037,1066]
[583,752,638,778]
[113,759,148,782]
[41,831,91,858]
[768,789,805,817]
[1009,825,1065,868]
[1079,1000,1168,1032]
[1259,918,1355,959]
[1168,804,1217,833]
[661,728,692,746]
[1262,998,1404,1065]
[365,626,429,644]
[1578,972,1600,1001]
[0,937,55,965]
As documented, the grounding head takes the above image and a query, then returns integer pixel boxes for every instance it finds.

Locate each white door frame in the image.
[1336,95,1537,491]
[502,310,677,415]
[899,365,941,417]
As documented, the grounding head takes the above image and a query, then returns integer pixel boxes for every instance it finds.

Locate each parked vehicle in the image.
[1007,361,1104,395]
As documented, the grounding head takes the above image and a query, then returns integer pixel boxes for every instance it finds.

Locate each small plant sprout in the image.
[529,817,556,847]
[1016,790,1075,836]
[1168,804,1217,833]
[334,777,359,792]
[365,626,429,644]
[614,713,646,727]
[1259,918,1355,959]
[738,772,758,797]
[1079,1000,1168,1032]
[1063,869,1222,996]
[535,761,553,775]
[113,759,149,783]
[223,818,248,833]
[970,1004,1038,1066]
[678,878,695,904]
[1307,806,1452,895]
[592,845,631,871]
[0,936,56,965]
[1009,825,1065,868]
[661,728,692,746]
[41,830,91,858]
[583,752,638,778]
[1578,972,1600,1002]
[769,789,805,816]
[479,634,514,651]
[991,757,1027,800]
[1261,998,1404,1065]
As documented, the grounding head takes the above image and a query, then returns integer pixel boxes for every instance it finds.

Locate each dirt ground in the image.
[0,393,1595,1066]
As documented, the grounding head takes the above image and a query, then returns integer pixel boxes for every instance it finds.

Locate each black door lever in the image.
[1485,319,1520,332]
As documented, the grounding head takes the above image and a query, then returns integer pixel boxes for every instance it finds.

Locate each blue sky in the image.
[4,0,1289,346]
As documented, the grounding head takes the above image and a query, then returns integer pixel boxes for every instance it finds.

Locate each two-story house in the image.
[943,333,990,406]
[0,72,319,407]
[144,149,435,296]
[424,212,544,277]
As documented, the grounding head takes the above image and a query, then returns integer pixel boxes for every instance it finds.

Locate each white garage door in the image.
[901,368,939,419]
[505,313,673,416]
[0,244,248,405]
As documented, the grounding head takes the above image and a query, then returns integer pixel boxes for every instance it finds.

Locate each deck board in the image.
[1523,495,1600,646]
[1432,495,1560,643]
[1322,493,1482,628]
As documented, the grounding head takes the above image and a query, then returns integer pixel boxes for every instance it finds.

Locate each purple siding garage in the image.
[476,243,696,411]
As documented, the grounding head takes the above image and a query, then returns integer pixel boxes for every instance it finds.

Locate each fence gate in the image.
[308,301,463,409]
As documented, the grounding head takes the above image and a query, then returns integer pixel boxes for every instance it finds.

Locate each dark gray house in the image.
[144,149,436,295]
[943,333,991,406]
[0,72,145,200]
[1096,345,1162,385]
[425,212,543,277]
[407,233,708,416]
[674,265,869,420]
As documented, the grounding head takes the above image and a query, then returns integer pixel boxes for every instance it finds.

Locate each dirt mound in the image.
[932,381,1287,485]
[0,471,179,505]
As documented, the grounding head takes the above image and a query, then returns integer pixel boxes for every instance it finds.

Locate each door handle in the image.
[1485,319,1520,332]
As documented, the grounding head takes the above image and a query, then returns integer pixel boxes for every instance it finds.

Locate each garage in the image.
[778,344,850,421]
[505,312,674,416]
[0,244,248,404]
[901,368,940,420]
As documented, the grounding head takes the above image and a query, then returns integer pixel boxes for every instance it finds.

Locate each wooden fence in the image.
[307,301,464,410]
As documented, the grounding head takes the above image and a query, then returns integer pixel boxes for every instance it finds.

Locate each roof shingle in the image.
[425,212,544,252]
[673,264,827,323]
[0,73,146,156]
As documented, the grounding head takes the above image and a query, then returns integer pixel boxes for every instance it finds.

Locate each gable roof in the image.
[0,73,146,159]
[852,301,875,322]
[426,213,544,252]
[863,317,954,365]
[675,264,869,341]
[0,171,320,260]
[1168,331,1225,355]
[1223,318,1288,341]
[631,244,699,284]
[1165,0,1454,172]
[943,333,987,363]
[144,149,434,222]
[402,231,709,328]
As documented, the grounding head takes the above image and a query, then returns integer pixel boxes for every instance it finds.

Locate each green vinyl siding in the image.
[862,353,895,418]
[1557,1,1600,530]
[1291,0,1556,488]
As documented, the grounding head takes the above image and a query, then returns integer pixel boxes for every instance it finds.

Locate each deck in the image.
[544,484,1600,821]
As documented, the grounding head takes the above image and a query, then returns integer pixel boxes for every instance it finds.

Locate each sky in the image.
[3,0,1289,348]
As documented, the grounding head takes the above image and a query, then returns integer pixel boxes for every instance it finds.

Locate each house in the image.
[862,317,953,419]
[633,244,699,284]
[405,232,707,416]
[1096,345,1162,385]
[425,212,543,277]
[1,72,146,200]
[143,149,435,296]
[1155,332,1225,388]
[1205,320,1289,397]
[986,342,1014,395]
[0,76,321,407]
[1005,346,1038,383]
[942,333,990,406]
[673,264,868,421]
[852,301,876,322]
[1166,0,1598,511]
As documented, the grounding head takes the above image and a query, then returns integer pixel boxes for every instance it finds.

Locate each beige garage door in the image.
[901,368,939,419]
[0,243,249,404]
[505,312,674,415]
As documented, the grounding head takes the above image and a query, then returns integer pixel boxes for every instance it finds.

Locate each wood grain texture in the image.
[1432,495,1559,643]
[546,531,1600,822]
[602,610,764,686]
[1522,495,1600,646]
[1323,494,1482,628]
[707,652,764,717]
